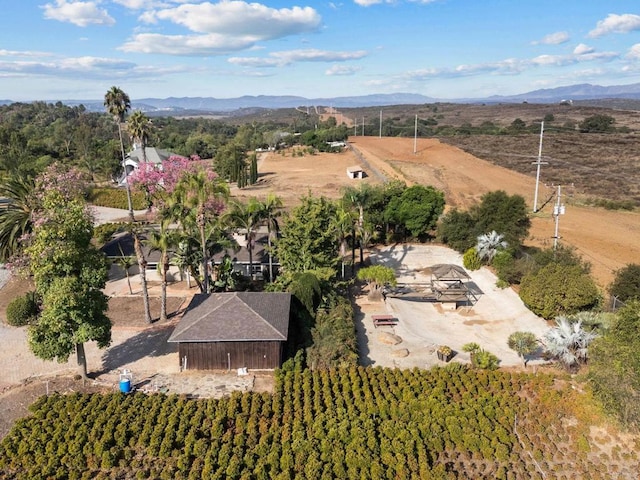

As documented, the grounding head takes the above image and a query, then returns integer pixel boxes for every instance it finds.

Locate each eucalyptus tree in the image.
[0,173,35,261]
[103,86,134,220]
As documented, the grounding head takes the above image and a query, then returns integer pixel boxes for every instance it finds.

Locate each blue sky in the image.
[2,0,640,101]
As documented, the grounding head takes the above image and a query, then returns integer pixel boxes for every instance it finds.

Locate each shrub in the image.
[608,263,640,303]
[88,187,146,210]
[463,248,482,270]
[471,349,500,370]
[93,222,129,244]
[6,291,39,326]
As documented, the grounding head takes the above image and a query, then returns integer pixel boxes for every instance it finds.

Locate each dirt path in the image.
[351,136,640,288]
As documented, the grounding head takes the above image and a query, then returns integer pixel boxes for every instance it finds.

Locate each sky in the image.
[2,0,640,102]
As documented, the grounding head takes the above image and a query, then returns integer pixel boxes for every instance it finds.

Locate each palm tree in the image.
[543,317,597,371]
[476,230,508,262]
[146,219,175,322]
[507,331,539,367]
[113,246,135,295]
[333,203,355,279]
[0,173,35,261]
[225,197,265,281]
[127,110,152,164]
[131,225,153,324]
[261,193,282,282]
[171,171,229,293]
[103,86,134,221]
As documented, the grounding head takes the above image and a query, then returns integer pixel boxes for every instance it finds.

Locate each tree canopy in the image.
[608,263,640,303]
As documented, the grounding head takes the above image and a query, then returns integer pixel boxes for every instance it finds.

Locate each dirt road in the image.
[349,136,640,288]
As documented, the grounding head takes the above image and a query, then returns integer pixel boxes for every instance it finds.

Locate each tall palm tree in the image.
[225,197,264,281]
[0,173,35,261]
[146,219,175,322]
[332,203,355,279]
[127,110,152,164]
[131,225,153,324]
[261,193,282,282]
[172,171,229,293]
[103,86,134,221]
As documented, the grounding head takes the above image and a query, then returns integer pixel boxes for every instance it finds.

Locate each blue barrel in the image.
[119,378,131,393]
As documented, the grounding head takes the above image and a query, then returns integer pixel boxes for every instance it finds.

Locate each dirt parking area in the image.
[355,244,551,369]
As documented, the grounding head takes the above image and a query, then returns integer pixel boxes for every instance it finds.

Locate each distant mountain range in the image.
[5,82,640,114]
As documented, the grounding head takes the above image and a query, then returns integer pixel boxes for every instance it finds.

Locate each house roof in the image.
[211,234,271,265]
[100,231,163,264]
[168,292,291,343]
[127,147,174,165]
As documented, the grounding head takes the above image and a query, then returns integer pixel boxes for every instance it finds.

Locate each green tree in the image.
[25,190,110,379]
[436,208,476,252]
[357,265,397,301]
[384,185,445,239]
[103,86,134,221]
[589,301,640,428]
[507,331,539,367]
[470,190,530,249]
[608,263,640,303]
[275,194,339,273]
[131,225,153,324]
[519,263,601,319]
[0,173,35,261]
[579,114,615,133]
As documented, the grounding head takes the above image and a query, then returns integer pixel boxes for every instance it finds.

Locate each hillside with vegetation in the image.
[2,367,639,479]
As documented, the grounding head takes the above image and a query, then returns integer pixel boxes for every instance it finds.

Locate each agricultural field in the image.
[2,367,639,479]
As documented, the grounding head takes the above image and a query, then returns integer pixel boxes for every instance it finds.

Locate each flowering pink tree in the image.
[128,155,205,208]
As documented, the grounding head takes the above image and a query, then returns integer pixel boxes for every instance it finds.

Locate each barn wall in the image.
[178,341,283,370]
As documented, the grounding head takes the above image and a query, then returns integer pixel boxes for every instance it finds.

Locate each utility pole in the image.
[354,118,357,136]
[532,121,548,212]
[362,117,365,136]
[552,185,565,250]
[413,114,418,154]
[379,109,382,138]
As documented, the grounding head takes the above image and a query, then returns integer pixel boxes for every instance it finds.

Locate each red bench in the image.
[372,314,398,328]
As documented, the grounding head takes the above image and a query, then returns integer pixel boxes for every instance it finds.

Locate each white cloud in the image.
[229,49,368,67]
[0,49,52,58]
[627,43,640,60]
[150,2,320,36]
[0,54,185,81]
[573,43,594,55]
[42,0,115,27]
[125,1,321,55]
[589,13,640,37]
[121,32,260,55]
[326,65,361,75]
[532,31,569,45]
[354,0,437,5]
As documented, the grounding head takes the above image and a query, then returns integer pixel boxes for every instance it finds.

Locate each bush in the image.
[88,187,146,210]
[93,222,129,244]
[6,291,39,326]
[463,248,482,270]
[608,264,640,303]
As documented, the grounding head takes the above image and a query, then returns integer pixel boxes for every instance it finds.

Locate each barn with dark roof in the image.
[168,292,291,370]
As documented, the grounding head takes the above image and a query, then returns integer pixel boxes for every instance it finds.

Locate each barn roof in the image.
[168,292,291,343]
